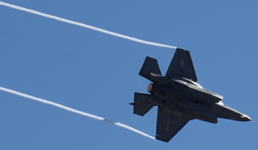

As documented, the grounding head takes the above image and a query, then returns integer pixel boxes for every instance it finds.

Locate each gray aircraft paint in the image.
[130,48,251,142]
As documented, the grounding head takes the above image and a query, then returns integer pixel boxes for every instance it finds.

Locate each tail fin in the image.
[139,56,162,80]
[165,48,198,82]
[131,92,154,116]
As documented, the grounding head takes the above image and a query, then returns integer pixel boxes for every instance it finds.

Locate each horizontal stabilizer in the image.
[139,56,161,81]
[132,92,154,116]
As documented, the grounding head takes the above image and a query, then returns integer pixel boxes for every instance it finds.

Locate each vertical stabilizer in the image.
[165,48,198,82]
[139,56,162,80]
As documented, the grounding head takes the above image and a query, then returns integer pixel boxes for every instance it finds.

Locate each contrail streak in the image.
[0,1,177,49]
[0,86,156,140]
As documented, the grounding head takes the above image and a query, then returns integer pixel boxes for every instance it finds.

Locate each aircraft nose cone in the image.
[240,114,251,121]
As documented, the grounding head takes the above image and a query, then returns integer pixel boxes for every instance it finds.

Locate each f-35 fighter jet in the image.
[130,48,251,142]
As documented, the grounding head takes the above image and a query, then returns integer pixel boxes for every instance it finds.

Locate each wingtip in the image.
[129,102,134,106]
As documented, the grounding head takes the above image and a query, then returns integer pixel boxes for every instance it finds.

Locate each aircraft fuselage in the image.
[146,77,250,123]
[131,48,251,142]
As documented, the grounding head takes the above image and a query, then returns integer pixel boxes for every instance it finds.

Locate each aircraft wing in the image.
[165,48,198,82]
[156,107,189,142]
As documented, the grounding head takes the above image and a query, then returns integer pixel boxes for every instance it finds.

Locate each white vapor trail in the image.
[0,86,155,140]
[0,1,177,49]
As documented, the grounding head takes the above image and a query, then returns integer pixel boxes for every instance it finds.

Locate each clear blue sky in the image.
[0,1,257,149]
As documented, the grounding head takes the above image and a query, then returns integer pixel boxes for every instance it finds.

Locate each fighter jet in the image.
[130,48,251,142]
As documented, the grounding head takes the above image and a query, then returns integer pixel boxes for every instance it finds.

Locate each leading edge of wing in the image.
[156,107,189,142]
[165,48,198,82]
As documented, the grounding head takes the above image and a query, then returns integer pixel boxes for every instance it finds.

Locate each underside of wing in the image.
[156,107,189,142]
[165,48,198,82]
